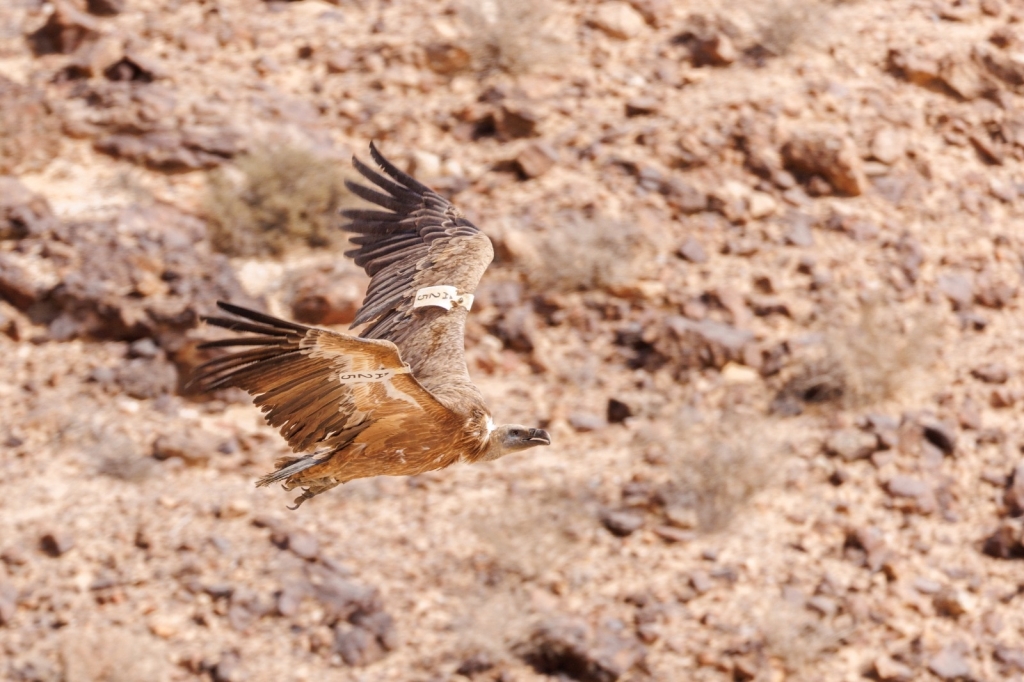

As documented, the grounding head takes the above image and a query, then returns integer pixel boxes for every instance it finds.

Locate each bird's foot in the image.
[286,487,314,511]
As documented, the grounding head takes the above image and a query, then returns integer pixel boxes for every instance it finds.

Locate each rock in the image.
[288,272,362,326]
[334,626,386,667]
[625,98,660,117]
[86,0,125,15]
[675,15,737,66]
[626,0,673,27]
[807,595,837,617]
[105,358,177,400]
[570,412,606,432]
[515,142,558,179]
[919,417,957,455]
[65,36,123,79]
[781,128,867,196]
[978,42,1024,89]
[152,432,212,466]
[886,475,931,498]
[747,191,777,219]
[0,177,57,240]
[0,581,16,625]
[688,570,712,594]
[846,526,890,572]
[607,398,633,424]
[601,508,645,537]
[497,102,540,139]
[656,316,755,371]
[933,587,971,618]
[653,525,695,543]
[1006,462,1024,517]
[211,652,245,682]
[517,618,644,682]
[783,211,814,247]
[927,646,972,680]
[937,272,974,310]
[885,475,937,513]
[424,43,471,74]
[662,178,707,214]
[304,564,383,623]
[592,2,647,40]
[825,428,878,461]
[972,363,1009,384]
[871,128,907,164]
[983,520,1024,559]
[455,652,495,676]
[40,530,75,557]
[28,0,101,55]
[990,387,1019,408]
[873,655,914,681]
[995,645,1024,671]
[1,204,255,352]
[676,237,708,263]
[286,530,319,560]
[974,275,1016,308]
[95,131,231,171]
[888,47,991,100]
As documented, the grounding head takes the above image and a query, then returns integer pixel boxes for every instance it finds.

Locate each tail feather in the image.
[256,452,329,487]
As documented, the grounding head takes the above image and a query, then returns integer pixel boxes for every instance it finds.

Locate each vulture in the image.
[193,143,551,508]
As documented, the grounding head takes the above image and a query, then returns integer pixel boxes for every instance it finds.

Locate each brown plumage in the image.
[193,143,550,508]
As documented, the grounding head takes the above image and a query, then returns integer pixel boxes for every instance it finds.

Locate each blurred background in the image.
[2,0,1024,680]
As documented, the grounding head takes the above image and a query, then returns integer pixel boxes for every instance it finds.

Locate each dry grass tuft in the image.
[205,145,348,257]
[522,211,651,295]
[775,298,941,412]
[460,0,569,76]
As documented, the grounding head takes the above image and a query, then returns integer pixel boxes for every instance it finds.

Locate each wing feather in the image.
[342,142,494,395]
[192,302,453,453]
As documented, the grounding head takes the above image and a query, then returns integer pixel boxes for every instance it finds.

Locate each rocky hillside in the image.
[3,0,1024,680]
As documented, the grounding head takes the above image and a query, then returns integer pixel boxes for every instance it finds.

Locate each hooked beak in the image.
[527,428,551,446]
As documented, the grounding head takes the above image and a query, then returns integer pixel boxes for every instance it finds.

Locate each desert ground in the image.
[3,0,1024,680]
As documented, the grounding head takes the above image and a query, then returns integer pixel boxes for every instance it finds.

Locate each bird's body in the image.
[193,143,550,508]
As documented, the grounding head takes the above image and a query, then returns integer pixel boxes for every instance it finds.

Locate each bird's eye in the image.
[511,430,520,437]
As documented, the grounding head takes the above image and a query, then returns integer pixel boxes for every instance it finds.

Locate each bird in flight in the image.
[193,143,551,508]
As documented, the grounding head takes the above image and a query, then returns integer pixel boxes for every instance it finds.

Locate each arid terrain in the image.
[3,0,1024,680]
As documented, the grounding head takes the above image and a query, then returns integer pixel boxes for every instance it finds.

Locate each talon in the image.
[287,487,314,511]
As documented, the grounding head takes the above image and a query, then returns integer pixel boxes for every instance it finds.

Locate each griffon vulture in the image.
[193,143,551,508]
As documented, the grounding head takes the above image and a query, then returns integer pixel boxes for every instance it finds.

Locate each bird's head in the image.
[483,424,551,461]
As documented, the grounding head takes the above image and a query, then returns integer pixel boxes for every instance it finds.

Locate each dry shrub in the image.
[775,298,941,412]
[523,212,651,294]
[752,0,831,56]
[641,408,779,534]
[205,145,348,256]
[0,76,60,174]
[675,415,776,533]
[460,0,568,75]
[452,486,595,655]
[62,627,171,682]
[758,599,844,676]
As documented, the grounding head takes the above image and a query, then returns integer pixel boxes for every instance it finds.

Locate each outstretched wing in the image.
[192,302,450,454]
[342,143,493,397]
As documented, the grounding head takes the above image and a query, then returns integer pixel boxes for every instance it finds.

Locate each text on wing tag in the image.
[335,367,410,385]
[412,285,475,311]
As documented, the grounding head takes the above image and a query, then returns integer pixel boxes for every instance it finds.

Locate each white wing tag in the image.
[335,367,410,385]
[412,285,475,311]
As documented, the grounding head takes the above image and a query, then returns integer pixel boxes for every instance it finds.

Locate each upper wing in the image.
[341,143,493,395]
[191,302,450,453]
